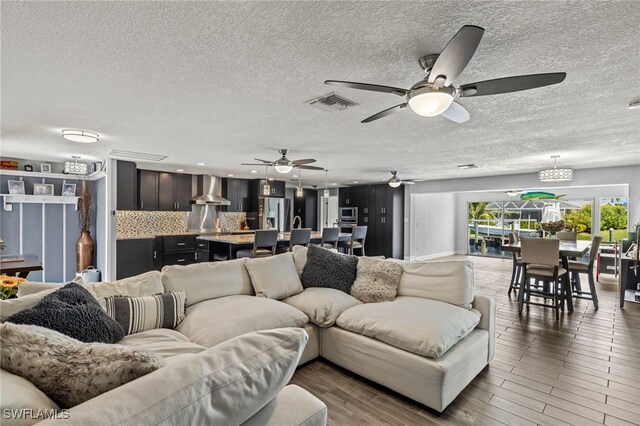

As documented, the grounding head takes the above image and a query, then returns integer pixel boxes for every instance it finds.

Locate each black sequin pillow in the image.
[301,244,359,294]
[5,282,124,343]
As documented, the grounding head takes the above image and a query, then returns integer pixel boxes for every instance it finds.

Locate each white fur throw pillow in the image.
[351,257,403,303]
[0,322,164,408]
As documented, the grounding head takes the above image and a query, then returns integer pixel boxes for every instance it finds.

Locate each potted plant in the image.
[76,180,95,271]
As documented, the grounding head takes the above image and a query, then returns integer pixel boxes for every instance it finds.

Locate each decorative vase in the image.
[76,231,94,271]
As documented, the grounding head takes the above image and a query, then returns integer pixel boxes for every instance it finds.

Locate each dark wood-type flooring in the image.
[291,255,640,426]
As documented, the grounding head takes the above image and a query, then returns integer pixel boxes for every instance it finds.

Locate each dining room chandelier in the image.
[538,155,573,182]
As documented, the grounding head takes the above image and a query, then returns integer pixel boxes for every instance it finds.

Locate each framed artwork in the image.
[34,183,54,196]
[24,164,33,172]
[61,183,76,196]
[7,180,25,195]
[40,164,51,173]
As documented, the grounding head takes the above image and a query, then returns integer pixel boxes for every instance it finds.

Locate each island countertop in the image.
[198,231,351,245]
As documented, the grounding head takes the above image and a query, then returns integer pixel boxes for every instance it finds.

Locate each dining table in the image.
[0,254,43,279]
[198,231,352,260]
[501,240,592,312]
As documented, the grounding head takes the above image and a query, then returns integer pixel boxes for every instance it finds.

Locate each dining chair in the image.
[508,232,523,297]
[519,237,568,321]
[236,230,279,259]
[280,228,312,253]
[319,227,340,250]
[340,225,367,256]
[569,235,602,310]
[556,230,577,241]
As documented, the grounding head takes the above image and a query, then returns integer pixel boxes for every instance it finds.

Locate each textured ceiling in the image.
[1,1,639,186]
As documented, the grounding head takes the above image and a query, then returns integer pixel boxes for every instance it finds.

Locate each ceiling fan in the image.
[325,25,566,124]
[241,149,324,174]
[387,171,415,188]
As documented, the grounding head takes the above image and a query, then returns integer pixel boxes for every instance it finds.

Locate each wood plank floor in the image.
[291,255,640,426]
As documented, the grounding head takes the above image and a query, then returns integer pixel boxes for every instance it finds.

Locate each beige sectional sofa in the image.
[1,249,495,424]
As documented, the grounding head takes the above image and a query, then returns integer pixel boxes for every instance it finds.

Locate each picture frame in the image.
[7,180,25,195]
[24,164,33,172]
[61,183,76,197]
[40,164,51,173]
[33,183,54,196]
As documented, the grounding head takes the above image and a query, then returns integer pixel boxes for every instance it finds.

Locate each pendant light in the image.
[263,166,271,196]
[323,169,330,198]
[538,155,573,182]
[296,169,303,197]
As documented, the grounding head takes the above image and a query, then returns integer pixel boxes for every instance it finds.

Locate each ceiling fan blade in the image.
[241,163,272,166]
[459,73,566,97]
[325,80,408,97]
[428,25,485,86]
[440,101,470,123]
[292,159,316,165]
[254,158,273,164]
[361,103,408,123]
[296,165,324,171]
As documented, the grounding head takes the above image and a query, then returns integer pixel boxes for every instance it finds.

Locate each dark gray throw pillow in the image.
[5,282,125,343]
[301,244,358,293]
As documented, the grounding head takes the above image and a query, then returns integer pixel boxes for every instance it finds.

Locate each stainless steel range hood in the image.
[191,175,231,205]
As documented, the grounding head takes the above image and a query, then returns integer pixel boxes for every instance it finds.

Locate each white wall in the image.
[410,193,456,260]
[405,165,640,257]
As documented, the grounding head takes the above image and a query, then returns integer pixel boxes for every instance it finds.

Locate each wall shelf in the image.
[0,169,106,181]
[2,194,80,211]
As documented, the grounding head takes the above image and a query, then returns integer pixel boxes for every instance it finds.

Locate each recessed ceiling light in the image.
[381,178,387,181]
[292,174,298,178]
[250,170,258,174]
[176,169,184,172]
[353,180,359,184]
[332,183,337,186]
[268,177,274,181]
[62,129,99,143]
[197,162,206,166]
[227,174,234,177]
[457,163,479,169]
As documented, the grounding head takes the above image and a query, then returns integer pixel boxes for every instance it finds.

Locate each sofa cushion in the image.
[40,328,309,426]
[242,384,327,426]
[397,260,475,310]
[161,259,253,307]
[0,322,163,409]
[351,257,403,303]
[0,288,58,321]
[336,296,481,358]
[284,288,361,327]
[175,295,308,347]
[0,369,60,426]
[301,244,358,293]
[292,244,308,275]
[245,253,303,300]
[5,283,125,344]
[104,291,186,335]
[118,328,206,362]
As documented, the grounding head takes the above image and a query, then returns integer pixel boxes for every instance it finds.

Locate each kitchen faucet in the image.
[292,216,302,229]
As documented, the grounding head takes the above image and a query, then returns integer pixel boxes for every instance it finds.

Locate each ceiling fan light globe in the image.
[407,86,455,117]
[274,164,293,174]
[388,180,402,188]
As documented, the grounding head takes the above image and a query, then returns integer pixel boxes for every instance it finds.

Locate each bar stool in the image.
[319,227,340,250]
[508,232,523,297]
[279,228,312,253]
[236,230,279,258]
[340,226,367,256]
[519,237,568,321]
[569,235,602,310]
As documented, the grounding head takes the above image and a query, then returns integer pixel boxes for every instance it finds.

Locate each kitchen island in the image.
[198,231,351,260]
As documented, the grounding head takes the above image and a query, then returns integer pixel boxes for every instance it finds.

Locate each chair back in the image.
[556,231,577,241]
[508,233,515,244]
[521,237,560,267]
[254,230,279,254]
[588,235,603,264]
[351,226,367,241]
[321,227,340,245]
[289,228,312,248]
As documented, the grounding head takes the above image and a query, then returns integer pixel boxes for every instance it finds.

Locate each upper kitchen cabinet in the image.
[221,178,251,212]
[116,160,138,210]
[253,179,285,198]
[138,169,159,211]
[159,172,192,211]
[339,187,355,206]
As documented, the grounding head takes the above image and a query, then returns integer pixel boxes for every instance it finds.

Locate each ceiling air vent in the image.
[457,163,479,169]
[307,93,359,112]
[108,149,168,162]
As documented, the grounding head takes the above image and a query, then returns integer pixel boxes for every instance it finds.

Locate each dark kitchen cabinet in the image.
[153,237,163,271]
[196,239,211,262]
[117,161,138,210]
[293,189,318,230]
[222,178,251,212]
[254,179,285,198]
[339,187,356,206]
[138,170,159,211]
[162,235,197,266]
[116,238,154,279]
[159,172,192,211]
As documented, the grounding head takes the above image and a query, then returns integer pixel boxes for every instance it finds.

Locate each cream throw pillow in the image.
[245,253,303,300]
[285,288,361,327]
[351,257,403,303]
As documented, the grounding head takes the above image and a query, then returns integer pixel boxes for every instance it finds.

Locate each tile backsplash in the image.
[219,212,247,231]
[116,211,188,238]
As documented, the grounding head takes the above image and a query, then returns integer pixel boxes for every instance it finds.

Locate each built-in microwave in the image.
[339,207,358,221]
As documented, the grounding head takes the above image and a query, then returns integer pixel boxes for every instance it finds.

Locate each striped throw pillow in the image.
[104,292,186,335]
